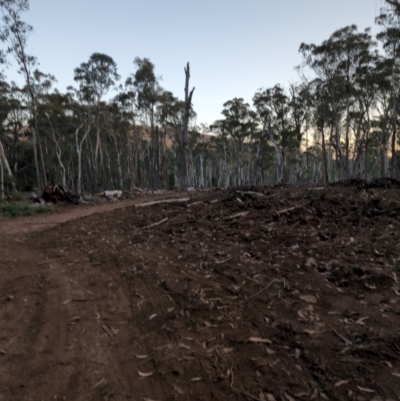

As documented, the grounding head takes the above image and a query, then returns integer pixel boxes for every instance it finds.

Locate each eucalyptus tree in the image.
[74,53,120,186]
[111,89,137,188]
[372,57,394,177]
[386,0,400,14]
[0,0,42,188]
[253,85,293,183]
[37,91,79,187]
[212,98,257,186]
[130,57,163,189]
[300,25,377,179]
[376,9,400,177]
[288,82,312,181]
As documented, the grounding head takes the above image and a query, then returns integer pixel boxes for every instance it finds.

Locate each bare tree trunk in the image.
[199,154,205,188]
[321,128,329,185]
[267,128,283,184]
[180,62,195,190]
[31,127,41,190]
[390,104,397,178]
[38,130,47,187]
[251,140,262,185]
[74,123,90,195]
[0,156,4,201]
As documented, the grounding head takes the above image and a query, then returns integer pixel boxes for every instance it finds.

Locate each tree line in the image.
[0,0,400,196]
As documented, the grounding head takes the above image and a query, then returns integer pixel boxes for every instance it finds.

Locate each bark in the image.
[0,155,4,201]
[0,139,13,179]
[180,62,195,190]
[267,127,284,183]
[30,127,41,190]
[321,128,329,185]
[251,140,262,186]
[38,130,47,187]
[199,154,205,188]
[74,123,90,195]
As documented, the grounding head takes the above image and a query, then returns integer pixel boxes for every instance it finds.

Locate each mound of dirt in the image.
[0,184,399,401]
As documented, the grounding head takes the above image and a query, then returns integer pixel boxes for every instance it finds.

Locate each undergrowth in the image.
[0,202,52,218]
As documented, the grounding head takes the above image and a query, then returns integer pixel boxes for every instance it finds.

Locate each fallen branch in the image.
[236,191,266,199]
[332,328,353,346]
[274,203,307,216]
[140,217,168,230]
[135,198,190,208]
[187,201,204,207]
[247,279,282,301]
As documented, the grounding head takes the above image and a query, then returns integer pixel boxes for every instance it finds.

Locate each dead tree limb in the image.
[135,198,190,208]
[140,217,168,230]
[180,62,195,190]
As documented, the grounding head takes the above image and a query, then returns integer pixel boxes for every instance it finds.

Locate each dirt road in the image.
[0,185,399,401]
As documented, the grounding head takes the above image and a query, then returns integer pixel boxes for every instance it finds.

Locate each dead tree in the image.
[180,62,195,190]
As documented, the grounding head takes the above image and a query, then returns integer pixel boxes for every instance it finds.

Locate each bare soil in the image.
[0,184,400,401]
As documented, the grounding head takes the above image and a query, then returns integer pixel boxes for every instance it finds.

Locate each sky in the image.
[3,0,385,126]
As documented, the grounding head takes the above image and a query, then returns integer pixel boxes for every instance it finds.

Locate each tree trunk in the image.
[199,154,205,188]
[31,127,41,190]
[0,155,4,201]
[321,128,329,185]
[267,127,283,184]
[180,62,195,190]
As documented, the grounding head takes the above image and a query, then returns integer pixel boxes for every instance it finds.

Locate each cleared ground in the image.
[0,182,400,401]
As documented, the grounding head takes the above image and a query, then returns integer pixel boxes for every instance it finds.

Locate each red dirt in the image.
[0,185,400,401]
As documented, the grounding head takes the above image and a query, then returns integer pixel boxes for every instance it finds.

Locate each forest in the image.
[0,0,400,196]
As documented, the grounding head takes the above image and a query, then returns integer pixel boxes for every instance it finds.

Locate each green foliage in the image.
[0,202,51,218]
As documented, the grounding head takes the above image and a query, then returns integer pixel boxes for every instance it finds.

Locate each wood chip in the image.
[357,386,375,393]
[249,337,272,344]
[101,325,114,337]
[335,380,349,387]
[284,392,296,401]
[91,378,106,389]
[173,384,185,395]
[266,394,277,401]
[299,295,317,304]
[138,371,153,377]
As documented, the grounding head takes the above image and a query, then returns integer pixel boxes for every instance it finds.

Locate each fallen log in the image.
[104,190,122,199]
[134,198,190,208]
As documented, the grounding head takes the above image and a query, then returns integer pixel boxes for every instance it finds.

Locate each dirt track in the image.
[1,184,400,401]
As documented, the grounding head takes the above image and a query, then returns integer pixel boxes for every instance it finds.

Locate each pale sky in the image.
[3,0,384,126]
